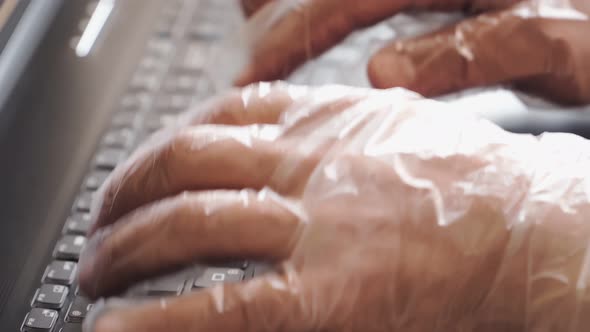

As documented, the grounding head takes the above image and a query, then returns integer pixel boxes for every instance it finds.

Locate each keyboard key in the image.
[153,94,192,113]
[66,297,94,323]
[111,111,137,128]
[22,308,58,331]
[138,56,164,73]
[145,113,178,132]
[63,213,92,235]
[161,74,198,93]
[85,170,110,190]
[129,72,159,91]
[43,261,77,285]
[95,149,126,170]
[102,128,134,149]
[61,323,82,332]
[146,39,173,59]
[119,93,149,111]
[172,43,209,73]
[145,277,185,296]
[186,22,223,41]
[74,192,93,212]
[224,260,249,270]
[194,268,244,288]
[54,235,87,260]
[32,284,68,309]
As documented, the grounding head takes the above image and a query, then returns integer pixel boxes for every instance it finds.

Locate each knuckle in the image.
[141,129,197,193]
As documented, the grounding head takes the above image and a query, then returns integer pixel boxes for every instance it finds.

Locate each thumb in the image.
[367,6,580,101]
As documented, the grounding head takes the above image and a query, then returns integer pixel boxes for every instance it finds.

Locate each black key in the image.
[74,192,93,212]
[54,235,87,260]
[145,277,185,296]
[66,297,94,323]
[43,261,77,285]
[32,284,69,309]
[63,213,92,235]
[224,260,249,270]
[22,308,58,331]
[61,323,82,332]
[85,170,110,190]
[95,149,126,170]
[208,260,249,270]
[194,268,244,288]
[101,129,134,149]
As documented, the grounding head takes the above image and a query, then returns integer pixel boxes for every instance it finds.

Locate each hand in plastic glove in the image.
[80,82,590,332]
[237,0,590,104]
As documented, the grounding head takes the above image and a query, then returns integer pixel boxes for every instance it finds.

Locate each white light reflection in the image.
[75,0,114,57]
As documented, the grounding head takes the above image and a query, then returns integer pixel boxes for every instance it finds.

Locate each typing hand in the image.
[236,0,590,104]
[80,83,590,331]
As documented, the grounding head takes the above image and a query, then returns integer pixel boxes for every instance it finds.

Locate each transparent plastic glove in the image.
[80,82,590,332]
[235,0,590,104]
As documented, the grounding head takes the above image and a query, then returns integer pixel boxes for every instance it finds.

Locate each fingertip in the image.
[233,66,258,87]
[367,46,417,91]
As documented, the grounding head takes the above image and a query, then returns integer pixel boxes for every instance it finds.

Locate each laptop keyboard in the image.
[21,1,250,331]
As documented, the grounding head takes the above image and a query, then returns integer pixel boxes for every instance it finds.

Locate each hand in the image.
[81,83,590,331]
[236,0,590,104]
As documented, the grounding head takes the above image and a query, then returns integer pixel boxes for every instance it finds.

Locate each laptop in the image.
[1,0,590,331]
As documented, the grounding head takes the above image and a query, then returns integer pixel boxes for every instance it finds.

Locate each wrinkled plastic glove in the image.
[236,0,590,104]
[80,82,590,332]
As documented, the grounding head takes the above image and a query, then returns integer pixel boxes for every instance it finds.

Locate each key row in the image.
[24,263,248,331]
[23,295,93,331]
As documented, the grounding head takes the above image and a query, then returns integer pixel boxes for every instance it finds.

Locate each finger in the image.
[233,0,522,87]
[90,275,310,332]
[233,0,414,86]
[91,83,366,235]
[367,5,590,104]
[513,18,590,104]
[180,82,369,127]
[89,126,286,235]
[180,82,301,126]
[80,190,301,298]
